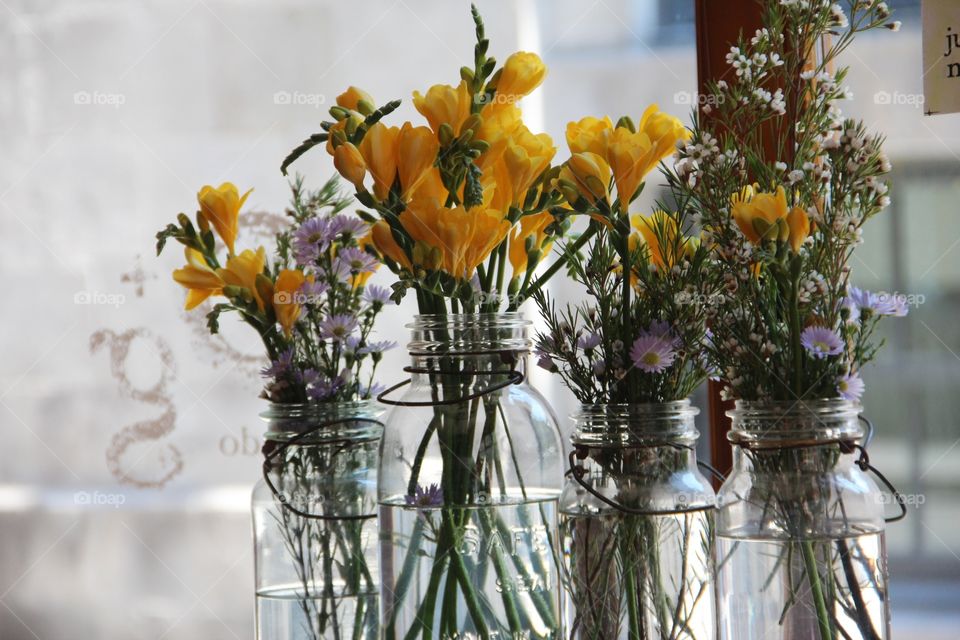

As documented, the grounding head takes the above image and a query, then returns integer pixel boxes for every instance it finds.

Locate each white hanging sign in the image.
[924,0,960,115]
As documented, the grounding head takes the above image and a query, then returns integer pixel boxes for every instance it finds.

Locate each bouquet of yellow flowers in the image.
[283,9,565,314]
[283,7,582,639]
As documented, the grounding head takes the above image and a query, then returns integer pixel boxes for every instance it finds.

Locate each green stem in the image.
[513,223,598,310]
[800,539,835,640]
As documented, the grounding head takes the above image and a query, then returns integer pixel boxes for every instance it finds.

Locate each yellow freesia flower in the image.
[475,103,522,172]
[606,127,657,206]
[409,166,448,202]
[370,220,411,270]
[566,116,613,157]
[731,185,810,252]
[636,104,689,166]
[496,52,547,100]
[400,197,509,279]
[172,248,224,310]
[274,269,305,337]
[333,142,367,191]
[604,105,688,206]
[559,152,611,205]
[413,81,472,136]
[509,211,554,278]
[336,86,373,112]
[358,122,400,201]
[397,122,439,200]
[501,126,556,208]
[218,246,268,311]
[631,210,681,269]
[197,183,252,256]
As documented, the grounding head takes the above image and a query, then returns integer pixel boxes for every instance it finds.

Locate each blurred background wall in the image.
[0,0,957,637]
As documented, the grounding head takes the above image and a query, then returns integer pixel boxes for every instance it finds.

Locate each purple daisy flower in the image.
[307,375,345,401]
[335,246,379,275]
[297,368,321,386]
[359,382,386,398]
[647,320,673,338]
[327,259,354,283]
[319,314,359,342]
[837,372,865,401]
[327,214,368,240]
[577,332,601,351]
[874,291,909,317]
[536,353,557,372]
[405,483,444,508]
[359,340,398,355]
[293,218,333,264]
[298,280,329,305]
[343,335,362,353]
[260,348,295,378]
[363,285,393,306]
[800,325,844,359]
[630,333,679,373]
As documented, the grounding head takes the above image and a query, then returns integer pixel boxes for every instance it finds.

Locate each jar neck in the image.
[406,312,531,382]
[260,400,383,443]
[727,398,863,448]
[572,401,700,447]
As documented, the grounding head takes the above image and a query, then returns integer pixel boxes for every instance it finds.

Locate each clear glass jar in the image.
[715,399,889,640]
[378,313,564,640]
[560,401,716,640]
[252,401,383,640]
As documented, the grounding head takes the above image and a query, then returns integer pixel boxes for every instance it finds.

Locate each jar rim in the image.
[406,312,530,330]
[728,398,862,420]
[259,399,382,420]
[260,399,384,441]
[571,400,700,446]
[406,312,533,355]
[727,398,863,445]
[573,400,699,420]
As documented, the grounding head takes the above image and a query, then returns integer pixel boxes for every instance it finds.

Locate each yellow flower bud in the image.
[336,86,374,112]
[273,269,306,337]
[560,152,611,205]
[496,52,547,100]
[333,142,367,191]
[196,182,252,256]
[413,81,472,136]
[566,116,613,157]
[731,185,811,253]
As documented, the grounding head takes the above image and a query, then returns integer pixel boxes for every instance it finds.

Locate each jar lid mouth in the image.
[406,312,533,354]
[573,400,699,420]
[260,398,384,422]
[406,312,531,330]
[571,401,700,446]
[728,398,862,421]
[727,398,863,444]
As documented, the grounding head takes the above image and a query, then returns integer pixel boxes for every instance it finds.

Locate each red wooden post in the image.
[694,1,764,479]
